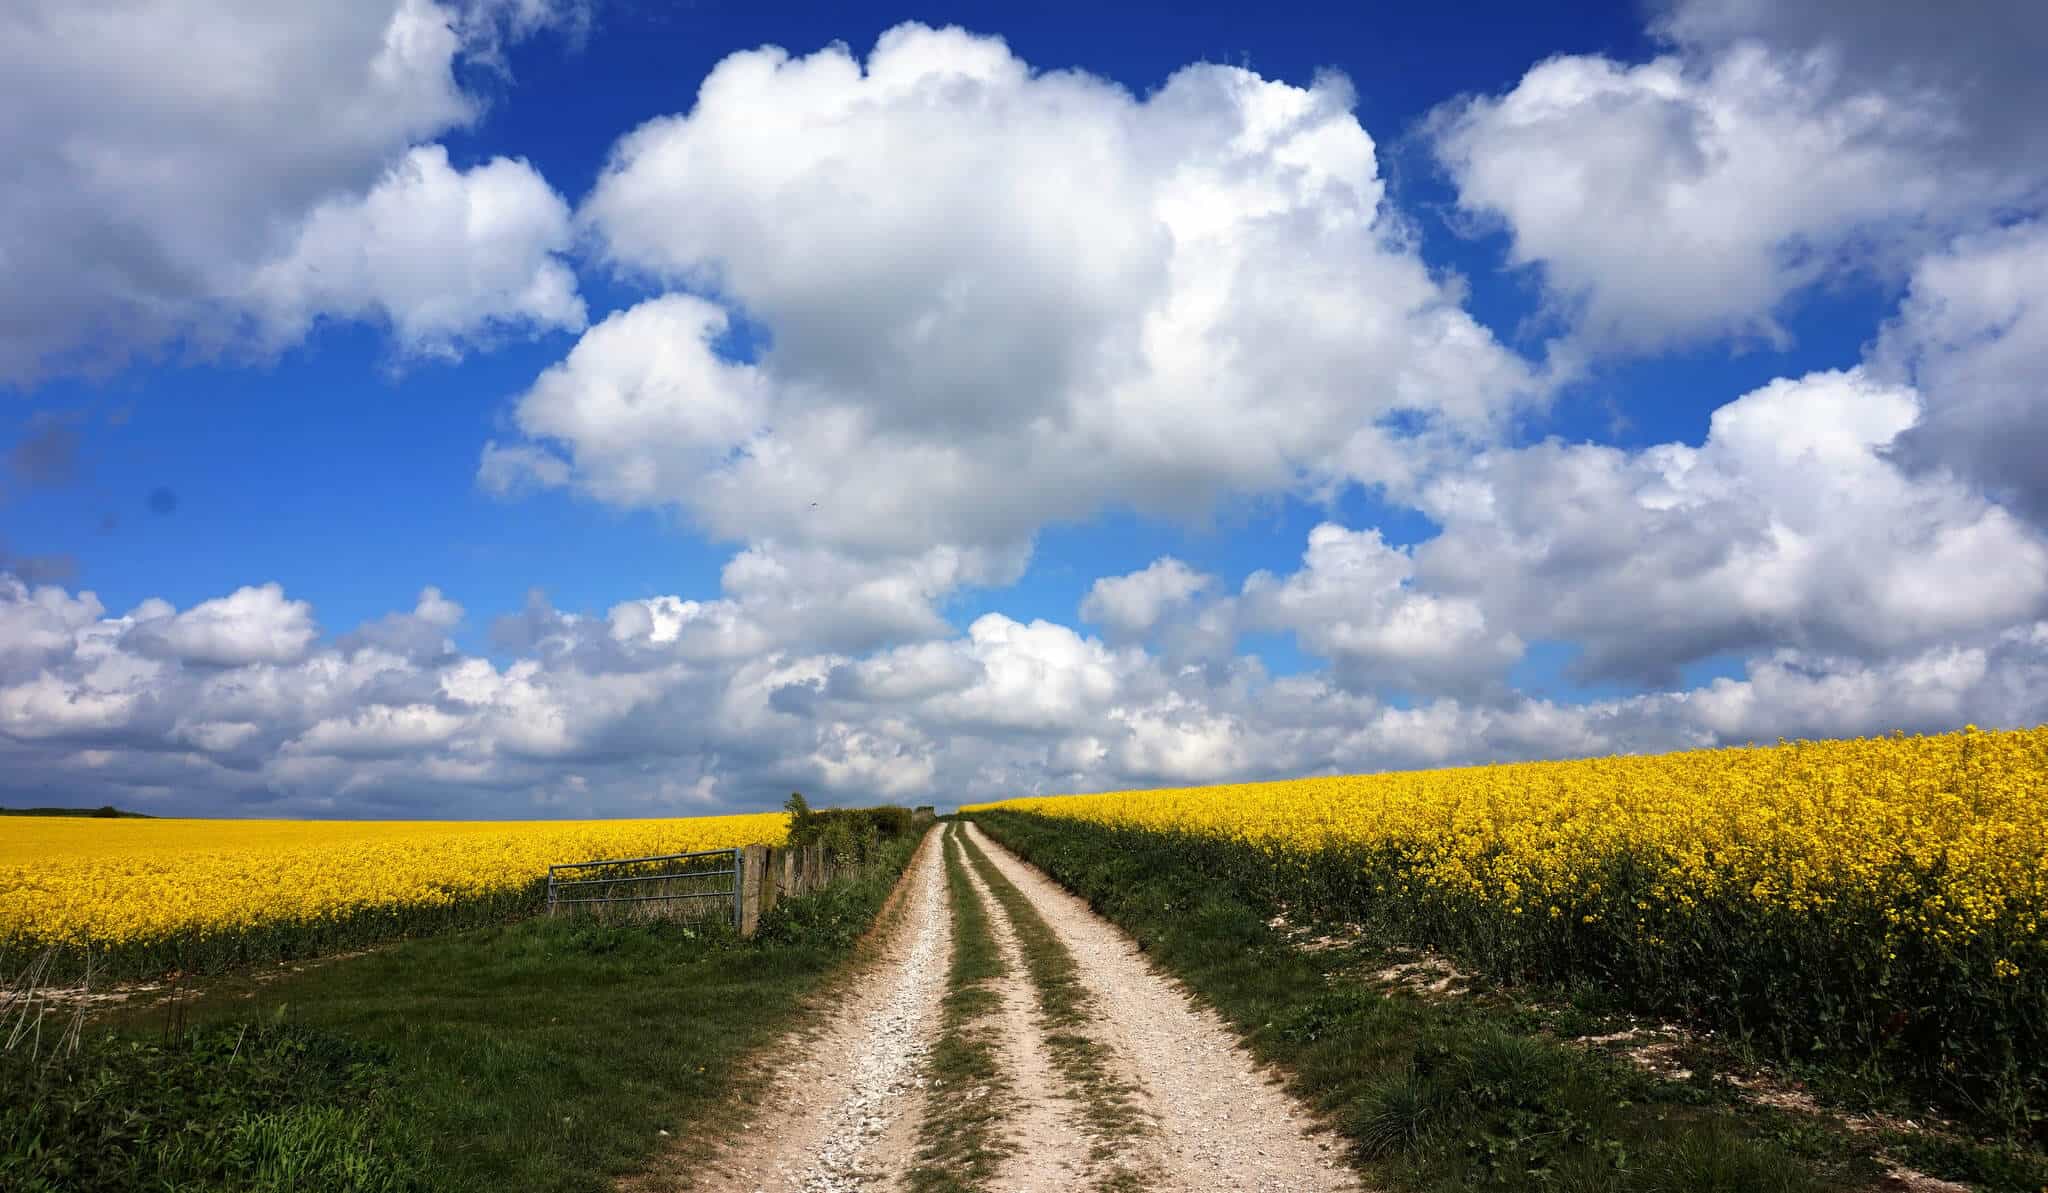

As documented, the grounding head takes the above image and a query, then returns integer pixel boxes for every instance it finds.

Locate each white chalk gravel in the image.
[639,823,1360,1193]
[676,828,950,1193]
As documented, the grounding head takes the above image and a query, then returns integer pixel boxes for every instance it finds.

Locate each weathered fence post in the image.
[739,845,769,938]
[779,847,797,898]
[803,844,823,893]
[759,846,780,922]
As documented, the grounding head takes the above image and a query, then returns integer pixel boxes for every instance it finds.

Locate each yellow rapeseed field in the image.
[966,727,2048,966]
[967,726,2048,1130]
[970,728,2048,1129]
[0,812,787,953]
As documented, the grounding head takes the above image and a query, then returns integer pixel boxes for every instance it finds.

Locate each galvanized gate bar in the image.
[552,848,732,869]
[548,891,736,906]
[545,846,744,924]
[546,867,736,891]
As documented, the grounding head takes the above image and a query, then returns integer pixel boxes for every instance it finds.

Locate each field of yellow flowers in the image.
[967,727,2048,1133]
[0,812,787,978]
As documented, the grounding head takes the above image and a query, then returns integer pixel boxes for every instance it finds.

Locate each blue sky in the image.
[3,0,2045,816]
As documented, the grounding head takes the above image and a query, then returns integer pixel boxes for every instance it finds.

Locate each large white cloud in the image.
[4,569,2044,816]
[124,584,320,667]
[1428,3,2045,352]
[0,0,585,381]
[244,145,585,357]
[1873,220,2048,520]
[491,24,1536,573]
[1243,523,1522,697]
[1652,0,2048,170]
[1414,369,2048,683]
[8,12,2047,818]
[1081,558,1214,640]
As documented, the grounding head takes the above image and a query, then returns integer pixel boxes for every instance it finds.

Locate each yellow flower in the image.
[964,726,2048,972]
[1,811,787,950]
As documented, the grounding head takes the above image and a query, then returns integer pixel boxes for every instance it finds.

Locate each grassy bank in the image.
[3,830,925,1193]
[971,809,2009,1193]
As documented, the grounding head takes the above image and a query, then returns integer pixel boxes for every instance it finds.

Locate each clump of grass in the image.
[905,826,1013,1192]
[1880,1129,2048,1193]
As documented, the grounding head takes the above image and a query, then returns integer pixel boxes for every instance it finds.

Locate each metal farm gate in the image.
[544,847,742,925]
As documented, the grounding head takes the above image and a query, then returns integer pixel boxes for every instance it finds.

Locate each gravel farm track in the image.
[654,822,1359,1193]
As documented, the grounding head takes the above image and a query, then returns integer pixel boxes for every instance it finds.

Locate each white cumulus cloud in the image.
[1081,558,1214,640]
[0,0,584,381]
[1874,220,2048,521]
[1428,3,2044,352]
[245,145,585,357]
[124,584,320,667]
[1244,524,1522,697]
[489,24,1534,578]
[1415,369,2048,683]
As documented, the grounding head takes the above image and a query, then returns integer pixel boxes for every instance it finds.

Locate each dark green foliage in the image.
[1,1022,424,1192]
[757,834,921,949]
[0,805,152,817]
[971,810,1891,1193]
[1881,1129,2048,1193]
[784,791,918,863]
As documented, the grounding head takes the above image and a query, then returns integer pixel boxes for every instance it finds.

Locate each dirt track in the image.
[652,824,1357,1192]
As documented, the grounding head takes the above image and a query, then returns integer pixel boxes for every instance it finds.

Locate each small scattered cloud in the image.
[0,544,78,585]
[8,418,83,490]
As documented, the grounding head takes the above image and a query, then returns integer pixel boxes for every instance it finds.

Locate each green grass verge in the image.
[2,1021,418,1192]
[4,832,924,1193]
[969,811,1909,1193]
[905,825,1012,1192]
[954,826,1153,1188]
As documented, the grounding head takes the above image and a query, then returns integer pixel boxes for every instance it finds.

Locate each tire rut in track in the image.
[962,822,1360,1193]
[955,839,1123,1191]
[670,828,949,1193]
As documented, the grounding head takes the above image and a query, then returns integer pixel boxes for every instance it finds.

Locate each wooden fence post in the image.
[739,845,768,938]
[755,845,778,925]
[803,844,823,893]
[780,848,797,898]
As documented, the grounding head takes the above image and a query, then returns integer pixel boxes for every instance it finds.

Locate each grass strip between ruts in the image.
[904,824,1014,1192]
[954,824,1155,1192]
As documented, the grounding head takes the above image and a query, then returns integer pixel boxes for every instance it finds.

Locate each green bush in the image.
[782,792,918,863]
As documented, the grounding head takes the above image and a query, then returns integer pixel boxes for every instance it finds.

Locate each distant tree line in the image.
[0,804,150,817]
